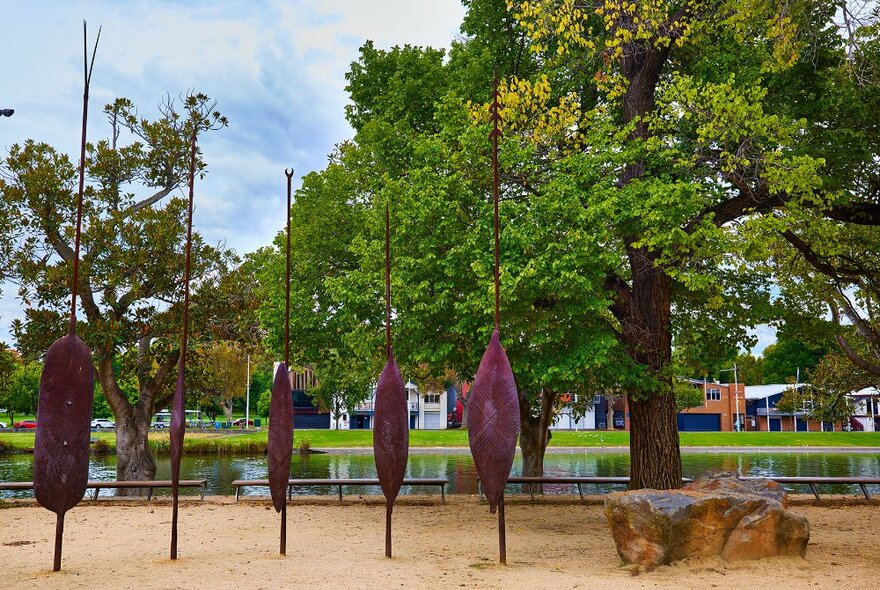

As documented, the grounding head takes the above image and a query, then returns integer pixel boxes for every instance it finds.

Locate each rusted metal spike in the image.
[170,117,198,561]
[468,75,520,565]
[373,204,409,558]
[269,168,295,555]
[34,21,98,573]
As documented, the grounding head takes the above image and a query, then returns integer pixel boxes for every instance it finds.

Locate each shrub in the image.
[91,438,113,454]
[296,438,311,454]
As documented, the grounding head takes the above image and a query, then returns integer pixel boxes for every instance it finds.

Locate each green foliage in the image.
[187,340,249,422]
[674,380,706,412]
[0,362,41,424]
[256,389,272,418]
[793,353,872,427]
[762,335,828,384]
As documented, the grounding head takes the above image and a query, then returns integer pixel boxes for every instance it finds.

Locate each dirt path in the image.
[1,496,876,589]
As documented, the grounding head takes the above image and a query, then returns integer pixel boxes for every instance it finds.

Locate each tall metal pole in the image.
[733,363,739,432]
[245,354,250,428]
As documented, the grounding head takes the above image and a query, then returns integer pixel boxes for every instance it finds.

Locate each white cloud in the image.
[0,0,466,346]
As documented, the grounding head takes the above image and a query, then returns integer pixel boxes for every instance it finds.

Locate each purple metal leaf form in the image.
[33,21,99,572]
[34,334,94,571]
[468,329,519,514]
[373,352,409,557]
[268,362,293,552]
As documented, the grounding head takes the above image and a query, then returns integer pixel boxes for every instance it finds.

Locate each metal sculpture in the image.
[169,110,199,561]
[33,22,100,573]
[467,77,520,565]
[268,169,295,555]
[373,204,409,558]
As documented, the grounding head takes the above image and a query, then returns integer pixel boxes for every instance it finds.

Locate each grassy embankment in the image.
[2,429,879,454]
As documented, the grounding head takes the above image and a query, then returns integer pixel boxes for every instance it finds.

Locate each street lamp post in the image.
[245,354,250,428]
[720,364,740,432]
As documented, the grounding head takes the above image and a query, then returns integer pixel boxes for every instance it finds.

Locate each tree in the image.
[762,335,828,384]
[189,340,249,422]
[256,1,879,489]
[2,93,229,485]
[488,0,880,488]
[0,362,41,425]
[777,353,873,429]
[674,380,705,412]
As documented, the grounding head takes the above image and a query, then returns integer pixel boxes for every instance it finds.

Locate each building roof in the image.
[743,383,807,400]
[852,387,879,398]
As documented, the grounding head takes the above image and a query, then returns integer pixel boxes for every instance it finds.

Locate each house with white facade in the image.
[342,380,450,430]
[549,394,602,430]
[851,387,878,432]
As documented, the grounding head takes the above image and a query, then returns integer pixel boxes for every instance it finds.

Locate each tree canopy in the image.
[253,0,879,488]
[0,92,239,482]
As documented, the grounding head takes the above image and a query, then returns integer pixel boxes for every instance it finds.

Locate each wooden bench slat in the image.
[0,479,207,501]
[231,478,448,502]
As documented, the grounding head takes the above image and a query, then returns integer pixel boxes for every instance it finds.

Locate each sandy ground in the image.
[1,495,877,590]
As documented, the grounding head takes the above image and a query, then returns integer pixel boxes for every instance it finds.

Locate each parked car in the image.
[231,418,254,427]
[91,418,115,429]
[14,420,37,429]
[0,421,7,429]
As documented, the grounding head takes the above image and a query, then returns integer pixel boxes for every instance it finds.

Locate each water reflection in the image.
[2,450,878,499]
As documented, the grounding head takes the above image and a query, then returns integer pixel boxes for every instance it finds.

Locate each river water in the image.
[2,449,878,499]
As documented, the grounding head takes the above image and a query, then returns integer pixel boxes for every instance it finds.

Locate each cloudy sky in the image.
[0,0,467,345]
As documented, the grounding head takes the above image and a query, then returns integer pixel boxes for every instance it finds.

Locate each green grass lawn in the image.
[2,428,879,454]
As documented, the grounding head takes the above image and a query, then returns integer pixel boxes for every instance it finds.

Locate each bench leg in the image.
[200,483,205,501]
[288,484,293,500]
[577,483,584,501]
[338,485,343,502]
[809,483,820,501]
[235,486,240,501]
[528,483,535,502]
[859,483,871,500]
[441,484,446,504]
[93,487,99,501]
[147,487,153,501]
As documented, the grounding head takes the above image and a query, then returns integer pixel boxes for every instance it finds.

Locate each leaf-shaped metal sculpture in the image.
[34,335,94,572]
[170,112,198,561]
[267,168,296,555]
[33,22,99,572]
[373,204,409,558]
[268,361,293,553]
[467,76,520,565]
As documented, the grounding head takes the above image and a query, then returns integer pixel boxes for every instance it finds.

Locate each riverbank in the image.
[2,429,879,455]
[1,496,876,589]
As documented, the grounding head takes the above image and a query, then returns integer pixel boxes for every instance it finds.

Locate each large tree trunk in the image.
[518,389,556,496]
[621,247,682,490]
[222,399,234,422]
[114,405,157,492]
[97,345,177,492]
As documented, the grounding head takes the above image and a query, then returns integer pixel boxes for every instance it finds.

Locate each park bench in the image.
[231,477,448,502]
[478,476,694,501]
[737,475,880,500]
[0,479,207,501]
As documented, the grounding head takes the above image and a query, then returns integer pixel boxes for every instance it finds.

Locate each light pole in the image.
[245,354,250,428]
[720,364,740,431]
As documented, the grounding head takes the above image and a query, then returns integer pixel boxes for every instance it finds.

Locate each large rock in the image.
[604,472,809,566]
